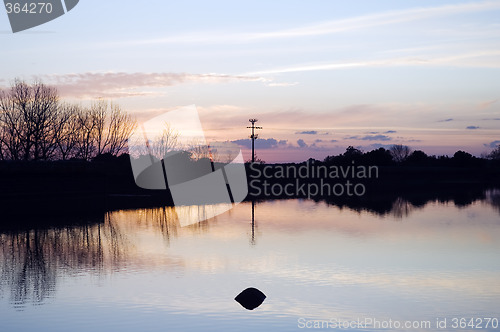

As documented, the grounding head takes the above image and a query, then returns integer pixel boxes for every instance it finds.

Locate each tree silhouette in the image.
[488,146,500,160]
[0,80,136,161]
[389,144,412,163]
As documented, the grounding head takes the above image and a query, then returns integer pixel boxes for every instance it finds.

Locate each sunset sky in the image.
[1,0,499,162]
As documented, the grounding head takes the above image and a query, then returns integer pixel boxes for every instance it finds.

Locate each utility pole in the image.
[247,119,262,163]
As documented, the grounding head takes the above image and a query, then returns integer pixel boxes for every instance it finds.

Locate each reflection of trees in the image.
[486,189,500,214]
[0,214,129,306]
[321,184,496,217]
[128,206,213,242]
[0,206,214,307]
[130,207,180,245]
[390,197,417,219]
[1,230,57,306]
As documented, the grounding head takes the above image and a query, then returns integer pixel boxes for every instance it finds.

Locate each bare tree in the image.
[148,122,179,160]
[103,103,136,156]
[0,90,22,160]
[390,144,412,163]
[76,100,136,159]
[54,104,82,160]
[74,106,98,160]
[188,138,210,161]
[0,80,136,161]
[0,80,59,161]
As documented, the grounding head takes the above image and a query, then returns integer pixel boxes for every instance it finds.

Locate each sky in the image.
[1,0,500,162]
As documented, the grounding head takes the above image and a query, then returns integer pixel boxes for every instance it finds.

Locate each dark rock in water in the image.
[235,287,266,310]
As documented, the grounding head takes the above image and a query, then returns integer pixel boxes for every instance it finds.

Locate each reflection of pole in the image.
[251,200,256,245]
[247,119,262,163]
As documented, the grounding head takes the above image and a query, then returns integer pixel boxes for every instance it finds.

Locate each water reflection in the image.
[250,200,257,245]
[487,188,500,213]
[0,215,129,307]
[0,188,499,314]
[321,184,492,217]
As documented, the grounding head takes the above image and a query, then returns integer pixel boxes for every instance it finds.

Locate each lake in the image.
[1,191,500,331]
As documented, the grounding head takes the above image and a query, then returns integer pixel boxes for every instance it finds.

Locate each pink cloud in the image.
[41,72,264,98]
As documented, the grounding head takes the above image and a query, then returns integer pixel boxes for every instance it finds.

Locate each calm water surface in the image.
[1,192,500,331]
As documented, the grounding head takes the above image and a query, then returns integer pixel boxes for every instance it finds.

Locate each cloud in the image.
[250,1,500,41]
[347,135,393,141]
[296,130,318,135]
[126,1,500,46]
[297,139,308,148]
[438,118,454,122]
[278,140,288,146]
[41,72,265,98]
[330,139,338,143]
[232,138,280,149]
[362,135,392,141]
[314,139,323,143]
[366,130,396,134]
[267,82,299,87]
[466,126,480,130]
[478,99,497,110]
[245,50,500,76]
[484,140,500,149]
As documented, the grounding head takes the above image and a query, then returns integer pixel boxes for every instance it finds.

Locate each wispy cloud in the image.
[244,50,500,76]
[246,1,500,41]
[478,99,498,109]
[267,82,299,87]
[41,72,265,98]
[296,130,318,135]
[120,1,500,46]
[346,135,393,142]
[466,126,480,130]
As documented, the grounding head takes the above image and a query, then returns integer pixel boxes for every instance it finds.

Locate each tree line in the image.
[0,80,136,161]
[322,144,500,167]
